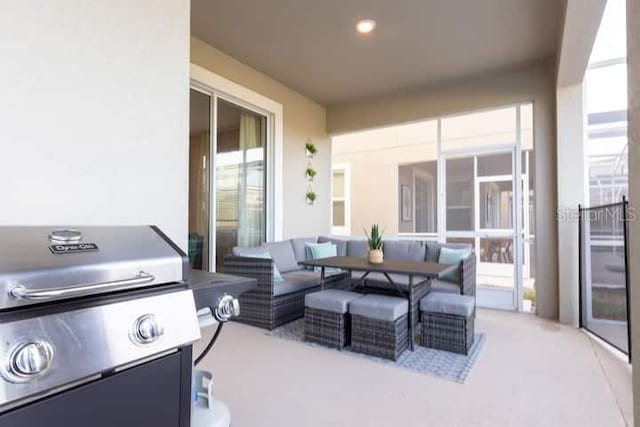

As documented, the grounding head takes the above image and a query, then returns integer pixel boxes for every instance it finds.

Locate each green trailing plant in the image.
[305,140,317,155]
[523,287,537,303]
[306,190,317,203]
[364,224,383,250]
[305,167,317,179]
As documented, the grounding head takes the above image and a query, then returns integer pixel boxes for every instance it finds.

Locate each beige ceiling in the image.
[191,0,561,106]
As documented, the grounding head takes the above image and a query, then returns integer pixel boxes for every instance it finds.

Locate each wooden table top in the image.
[298,256,456,278]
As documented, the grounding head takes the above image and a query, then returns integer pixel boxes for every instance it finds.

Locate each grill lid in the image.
[0,226,188,311]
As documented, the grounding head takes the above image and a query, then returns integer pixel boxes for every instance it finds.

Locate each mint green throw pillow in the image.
[438,247,471,283]
[239,251,283,282]
[305,242,341,275]
[304,242,331,269]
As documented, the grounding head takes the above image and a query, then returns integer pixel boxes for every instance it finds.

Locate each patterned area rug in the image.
[270,319,486,383]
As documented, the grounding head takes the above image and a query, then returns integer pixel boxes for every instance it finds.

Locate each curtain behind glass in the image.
[237,112,265,247]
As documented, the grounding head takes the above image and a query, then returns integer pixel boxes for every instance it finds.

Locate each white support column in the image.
[626,0,640,420]
[556,83,587,326]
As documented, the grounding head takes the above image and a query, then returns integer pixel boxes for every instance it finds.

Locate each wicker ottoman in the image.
[349,294,409,360]
[304,290,363,349]
[420,292,475,355]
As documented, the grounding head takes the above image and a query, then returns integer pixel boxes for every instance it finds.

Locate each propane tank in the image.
[191,370,231,427]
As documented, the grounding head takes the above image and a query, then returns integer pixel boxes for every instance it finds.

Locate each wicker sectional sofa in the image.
[223,236,475,330]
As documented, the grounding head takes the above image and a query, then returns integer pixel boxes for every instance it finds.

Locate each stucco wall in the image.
[0,0,191,249]
[332,126,438,237]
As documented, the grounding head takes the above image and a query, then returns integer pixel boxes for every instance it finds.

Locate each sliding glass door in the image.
[189,89,268,272]
[188,90,212,271]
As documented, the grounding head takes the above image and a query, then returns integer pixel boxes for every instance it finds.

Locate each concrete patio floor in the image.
[196,309,631,427]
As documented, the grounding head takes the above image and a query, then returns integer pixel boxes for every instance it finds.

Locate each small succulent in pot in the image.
[306,190,317,205]
[305,140,317,158]
[364,224,384,264]
[305,167,317,181]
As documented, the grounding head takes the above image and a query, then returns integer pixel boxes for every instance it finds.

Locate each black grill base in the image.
[0,346,193,427]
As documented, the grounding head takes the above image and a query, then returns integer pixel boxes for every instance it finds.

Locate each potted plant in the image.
[305,167,317,181]
[364,224,384,264]
[305,140,317,158]
[306,190,316,205]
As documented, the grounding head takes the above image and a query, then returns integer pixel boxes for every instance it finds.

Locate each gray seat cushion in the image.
[431,279,461,294]
[365,272,428,291]
[263,241,299,273]
[420,292,475,317]
[274,270,321,296]
[349,294,408,321]
[305,290,363,314]
[318,236,348,256]
[347,240,368,258]
[381,240,426,262]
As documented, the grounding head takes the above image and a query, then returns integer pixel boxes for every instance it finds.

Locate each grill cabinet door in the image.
[0,351,191,427]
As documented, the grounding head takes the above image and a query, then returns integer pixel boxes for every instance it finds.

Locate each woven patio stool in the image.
[304,289,363,349]
[349,294,409,361]
[420,292,475,355]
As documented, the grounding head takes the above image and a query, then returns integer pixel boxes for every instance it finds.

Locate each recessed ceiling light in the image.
[356,19,376,34]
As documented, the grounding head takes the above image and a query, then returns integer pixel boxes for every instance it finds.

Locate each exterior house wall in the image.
[0,0,191,249]
[332,124,438,237]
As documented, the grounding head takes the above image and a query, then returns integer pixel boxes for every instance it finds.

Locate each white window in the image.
[331,164,350,235]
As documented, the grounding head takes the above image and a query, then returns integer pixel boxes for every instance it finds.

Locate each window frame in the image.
[331,163,351,235]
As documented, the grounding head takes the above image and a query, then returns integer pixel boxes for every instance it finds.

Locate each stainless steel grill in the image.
[0,226,187,310]
[0,226,201,427]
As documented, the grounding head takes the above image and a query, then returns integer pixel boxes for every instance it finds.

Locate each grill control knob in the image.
[132,314,164,344]
[214,295,240,322]
[9,341,54,379]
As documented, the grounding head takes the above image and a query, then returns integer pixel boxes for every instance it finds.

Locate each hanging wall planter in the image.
[305,140,318,203]
[305,164,317,182]
[305,140,317,158]
[306,187,317,205]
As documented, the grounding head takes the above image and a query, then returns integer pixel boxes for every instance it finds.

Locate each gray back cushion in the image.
[263,241,299,273]
[382,240,426,262]
[425,242,443,262]
[318,236,348,256]
[290,237,318,261]
[425,242,472,262]
[347,240,368,258]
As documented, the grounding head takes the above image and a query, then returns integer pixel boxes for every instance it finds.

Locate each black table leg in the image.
[321,267,326,290]
[409,275,415,351]
[350,271,369,290]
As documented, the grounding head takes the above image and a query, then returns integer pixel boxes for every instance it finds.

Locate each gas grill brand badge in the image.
[49,243,99,254]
